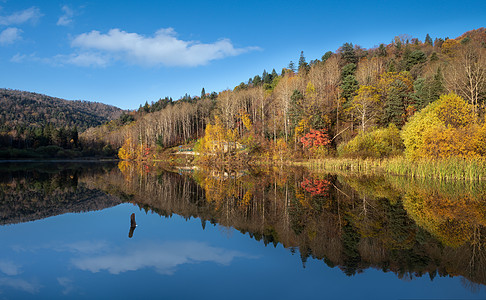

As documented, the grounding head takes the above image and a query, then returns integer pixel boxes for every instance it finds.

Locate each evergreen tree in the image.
[382,82,408,127]
[321,51,333,62]
[288,61,296,73]
[425,33,433,46]
[262,70,272,84]
[387,59,397,72]
[339,42,357,64]
[289,90,305,130]
[253,75,262,86]
[412,67,445,109]
[143,101,150,113]
[429,52,439,62]
[201,87,206,99]
[271,68,278,79]
[298,51,308,73]
[341,75,359,101]
[404,50,427,71]
[341,63,357,79]
[378,44,387,57]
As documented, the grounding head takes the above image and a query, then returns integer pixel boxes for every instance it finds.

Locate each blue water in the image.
[0,201,484,299]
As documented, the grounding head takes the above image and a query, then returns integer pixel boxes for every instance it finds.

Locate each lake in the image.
[0,161,485,299]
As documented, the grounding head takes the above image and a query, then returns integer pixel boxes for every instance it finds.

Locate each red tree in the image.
[300,129,331,148]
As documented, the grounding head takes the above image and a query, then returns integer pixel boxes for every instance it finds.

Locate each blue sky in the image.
[0,0,485,109]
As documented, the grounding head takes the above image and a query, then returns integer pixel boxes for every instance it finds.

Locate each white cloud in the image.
[56,5,73,26]
[69,28,259,67]
[0,7,42,26]
[72,241,254,275]
[0,27,21,45]
[0,277,41,294]
[57,277,75,295]
[57,52,110,67]
[0,260,21,276]
[11,51,108,67]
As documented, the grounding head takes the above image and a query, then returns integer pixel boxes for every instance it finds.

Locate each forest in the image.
[0,89,123,158]
[80,28,486,166]
[1,29,485,164]
[87,162,486,286]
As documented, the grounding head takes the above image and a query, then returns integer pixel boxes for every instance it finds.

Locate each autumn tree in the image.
[444,42,486,114]
[401,93,480,159]
[350,85,381,132]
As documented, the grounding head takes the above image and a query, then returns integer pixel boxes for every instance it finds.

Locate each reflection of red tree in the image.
[301,178,330,196]
[300,129,331,148]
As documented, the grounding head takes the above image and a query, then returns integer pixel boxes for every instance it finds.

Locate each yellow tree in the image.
[350,85,381,132]
[401,92,480,159]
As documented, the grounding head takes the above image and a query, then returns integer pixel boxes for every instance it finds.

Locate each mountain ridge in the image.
[0,88,124,132]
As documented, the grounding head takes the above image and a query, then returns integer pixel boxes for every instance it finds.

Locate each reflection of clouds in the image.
[72,241,254,275]
[63,240,110,254]
[0,260,21,276]
[11,240,110,254]
[0,277,41,294]
[57,277,74,295]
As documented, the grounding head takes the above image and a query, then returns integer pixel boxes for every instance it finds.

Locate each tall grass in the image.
[384,157,486,181]
[297,156,486,181]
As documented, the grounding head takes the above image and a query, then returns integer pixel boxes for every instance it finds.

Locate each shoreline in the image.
[0,158,119,163]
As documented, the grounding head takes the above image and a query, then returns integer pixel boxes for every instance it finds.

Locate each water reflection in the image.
[0,162,120,225]
[72,240,253,275]
[1,162,486,296]
[108,163,486,287]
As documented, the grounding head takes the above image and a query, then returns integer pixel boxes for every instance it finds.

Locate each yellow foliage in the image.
[305,81,317,102]
[240,111,253,132]
[378,71,414,95]
[402,92,482,159]
[294,117,310,138]
[441,39,459,56]
[403,188,486,248]
[118,137,137,160]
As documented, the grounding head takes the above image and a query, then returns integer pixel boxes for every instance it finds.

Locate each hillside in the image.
[0,88,124,132]
[82,28,486,162]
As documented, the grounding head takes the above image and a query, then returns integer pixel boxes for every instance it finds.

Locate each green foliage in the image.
[289,90,305,129]
[253,75,262,86]
[378,44,387,57]
[404,50,427,71]
[338,125,404,158]
[298,51,308,73]
[321,51,333,62]
[411,68,445,110]
[341,75,359,101]
[429,52,439,62]
[341,63,357,79]
[425,34,433,46]
[339,42,357,64]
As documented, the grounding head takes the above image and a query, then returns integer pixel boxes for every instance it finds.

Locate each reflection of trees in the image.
[93,162,486,287]
[0,163,120,225]
[395,178,486,284]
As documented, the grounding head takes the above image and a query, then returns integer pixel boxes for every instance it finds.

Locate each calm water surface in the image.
[0,162,485,299]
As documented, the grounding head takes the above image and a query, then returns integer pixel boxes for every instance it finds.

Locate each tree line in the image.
[83,28,486,161]
[0,88,124,158]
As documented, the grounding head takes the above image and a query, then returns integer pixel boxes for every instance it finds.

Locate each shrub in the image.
[401,93,480,159]
[338,124,404,158]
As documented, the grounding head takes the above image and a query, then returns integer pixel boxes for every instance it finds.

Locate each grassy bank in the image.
[293,157,486,181]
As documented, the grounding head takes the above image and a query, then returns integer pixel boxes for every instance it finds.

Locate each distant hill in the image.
[0,88,124,132]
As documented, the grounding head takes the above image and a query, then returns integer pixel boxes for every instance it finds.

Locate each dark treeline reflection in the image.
[0,162,120,225]
[2,162,485,288]
[88,162,486,288]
